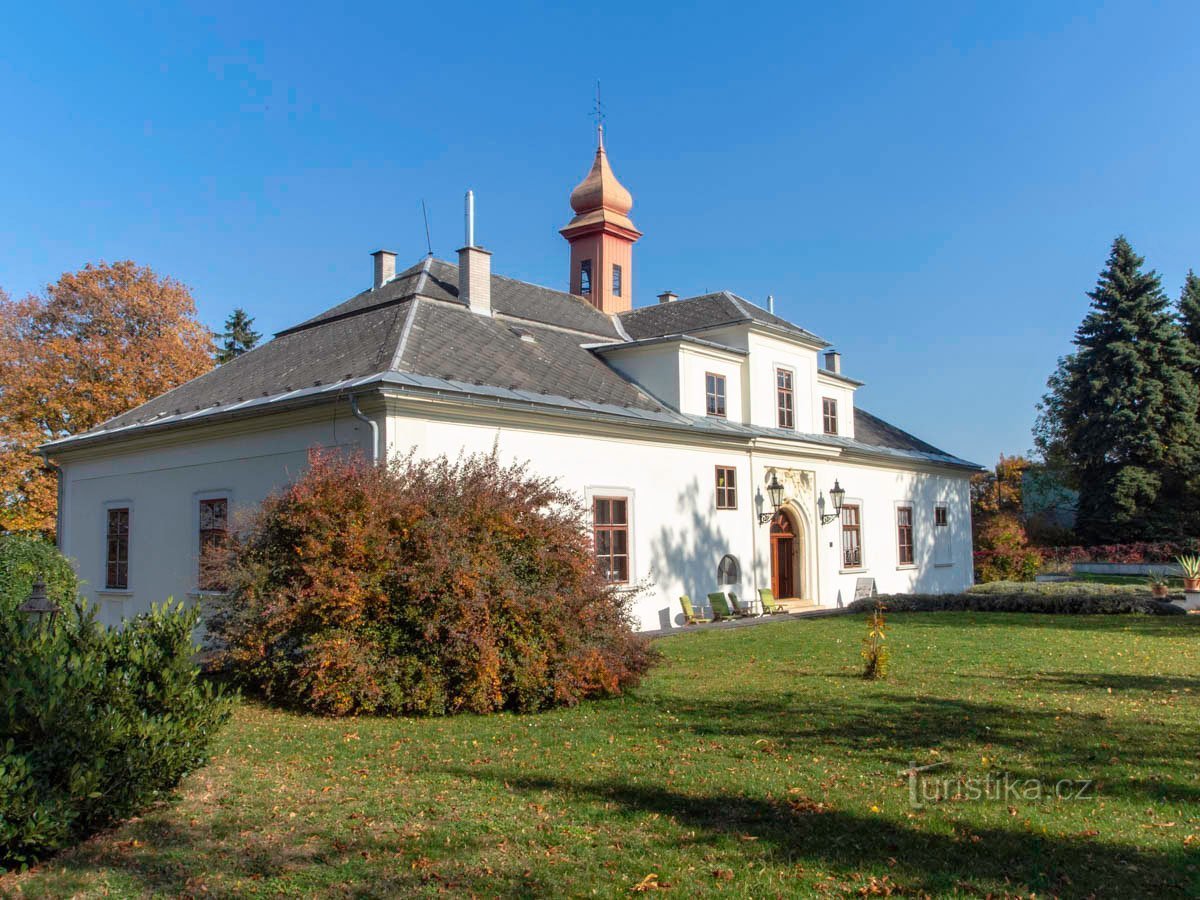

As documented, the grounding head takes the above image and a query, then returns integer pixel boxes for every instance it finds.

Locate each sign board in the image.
[853,577,877,602]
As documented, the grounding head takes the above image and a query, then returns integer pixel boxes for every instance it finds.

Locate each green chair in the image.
[727,592,757,618]
[758,588,787,615]
[707,592,735,621]
[679,595,711,626]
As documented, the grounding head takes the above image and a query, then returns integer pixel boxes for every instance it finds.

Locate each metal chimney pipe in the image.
[767,294,775,314]
[465,190,475,247]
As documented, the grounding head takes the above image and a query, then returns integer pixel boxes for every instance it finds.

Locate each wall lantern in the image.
[18,577,59,629]
[757,473,786,524]
[819,480,847,525]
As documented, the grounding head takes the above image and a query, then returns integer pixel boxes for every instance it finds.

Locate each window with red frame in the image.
[592,496,630,583]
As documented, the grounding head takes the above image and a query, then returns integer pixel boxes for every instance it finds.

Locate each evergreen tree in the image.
[215,307,261,363]
[1178,269,1200,377]
[1034,236,1200,542]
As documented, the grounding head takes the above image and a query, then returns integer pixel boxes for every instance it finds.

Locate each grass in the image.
[6,613,1200,898]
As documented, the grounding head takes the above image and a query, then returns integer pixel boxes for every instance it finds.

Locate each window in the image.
[580,259,592,296]
[593,497,629,583]
[105,507,130,590]
[198,497,229,591]
[896,505,914,565]
[715,466,737,509]
[822,397,838,435]
[717,554,740,585]
[705,372,727,417]
[776,368,794,429]
[841,503,862,569]
[612,264,622,297]
[934,504,952,566]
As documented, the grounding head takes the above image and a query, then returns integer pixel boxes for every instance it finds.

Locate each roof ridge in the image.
[389,297,421,372]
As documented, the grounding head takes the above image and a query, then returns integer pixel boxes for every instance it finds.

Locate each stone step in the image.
[777,598,820,613]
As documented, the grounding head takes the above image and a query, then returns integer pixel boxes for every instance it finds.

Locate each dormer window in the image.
[705,373,727,417]
[580,259,592,296]
[776,368,794,429]
[823,397,838,435]
[612,264,622,297]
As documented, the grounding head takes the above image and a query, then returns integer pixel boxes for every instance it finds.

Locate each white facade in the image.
[51,336,975,632]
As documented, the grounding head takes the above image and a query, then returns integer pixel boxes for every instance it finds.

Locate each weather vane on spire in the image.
[591,80,606,136]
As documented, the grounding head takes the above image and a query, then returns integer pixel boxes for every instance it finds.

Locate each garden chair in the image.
[679,595,711,626]
[727,592,758,618]
[707,592,736,621]
[758,588,787,615]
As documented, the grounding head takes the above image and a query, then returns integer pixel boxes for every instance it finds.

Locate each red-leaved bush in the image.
[207,449,657,716]
[1039,540,1200,566]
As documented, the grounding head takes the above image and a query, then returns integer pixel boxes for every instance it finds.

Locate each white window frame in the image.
[933,503,953,567]
[894,500,917,570]
[584,486,636,585]
[839,498,866,573]
[193,489,233,594]
[774,365,796,430]
[100,499,134,594]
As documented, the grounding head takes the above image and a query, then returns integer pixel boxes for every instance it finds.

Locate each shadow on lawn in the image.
[661,690,1200,805]
[884,611,1200,637]
[19,809,552,899]
[446,767,1197,898]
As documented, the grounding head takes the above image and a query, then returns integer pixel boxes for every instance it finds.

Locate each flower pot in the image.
[1184,577,1200,592]
[1151,584,1169,598]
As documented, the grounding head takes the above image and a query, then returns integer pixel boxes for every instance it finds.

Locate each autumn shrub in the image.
[0,601,232,869]
[973,513,1042,583]
[208,449,657,717]
[1039,540,1200,566]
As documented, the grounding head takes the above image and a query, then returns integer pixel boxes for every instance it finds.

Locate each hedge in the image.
[847,591,1184,616]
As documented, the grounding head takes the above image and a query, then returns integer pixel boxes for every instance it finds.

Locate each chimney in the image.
[371,250,396,290]
[824,350,842,374]
[657,290,678,304]
[458,190,491,316]
[767,294,775,314]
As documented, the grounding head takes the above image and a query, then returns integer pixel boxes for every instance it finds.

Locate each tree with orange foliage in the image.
[0,262,214,533]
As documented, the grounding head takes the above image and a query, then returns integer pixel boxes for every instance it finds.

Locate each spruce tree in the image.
[215,307,261,364]
[1178,269,1200,377]
[1034,236,1200,542]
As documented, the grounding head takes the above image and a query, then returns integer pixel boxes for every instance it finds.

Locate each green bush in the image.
[0,533,77,615]
[849,590,1183,616]
[0,601,233,869]
[968,579,1161,596]
[209,449,658,717]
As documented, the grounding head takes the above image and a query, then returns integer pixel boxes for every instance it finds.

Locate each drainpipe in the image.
[349,395,380,465]
[749,442,760,599]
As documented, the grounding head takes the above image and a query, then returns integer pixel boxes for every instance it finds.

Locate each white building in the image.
[43,130,979,632]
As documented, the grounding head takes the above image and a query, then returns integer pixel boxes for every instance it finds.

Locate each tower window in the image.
[580,259,592,296]
[612,264,622,297]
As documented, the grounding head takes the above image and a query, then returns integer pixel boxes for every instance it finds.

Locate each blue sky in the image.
[2,1,1199,466]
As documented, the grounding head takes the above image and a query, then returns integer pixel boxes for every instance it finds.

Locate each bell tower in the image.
[560,126,642,314]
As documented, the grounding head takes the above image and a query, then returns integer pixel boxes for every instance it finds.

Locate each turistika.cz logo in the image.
[899,761,1096,809]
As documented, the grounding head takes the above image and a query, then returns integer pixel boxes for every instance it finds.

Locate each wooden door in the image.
[771,512,797,599]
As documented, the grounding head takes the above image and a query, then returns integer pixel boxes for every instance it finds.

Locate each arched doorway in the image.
[770,510,803,599]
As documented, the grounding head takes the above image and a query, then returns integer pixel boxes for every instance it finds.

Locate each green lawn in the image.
[6,613,1199,898]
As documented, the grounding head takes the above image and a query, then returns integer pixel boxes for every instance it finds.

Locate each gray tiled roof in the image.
[283,257,621,340]
[48,260,975,469]
[619,291,828,345]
